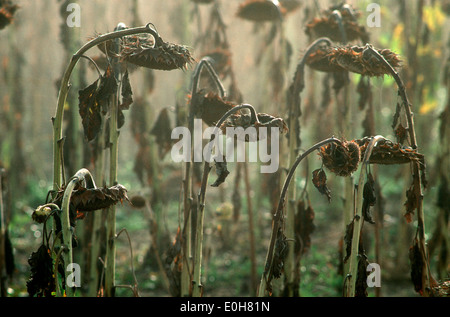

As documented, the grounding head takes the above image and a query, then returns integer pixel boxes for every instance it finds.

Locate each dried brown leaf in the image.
[312,168,331,202]
[78,79,101,142]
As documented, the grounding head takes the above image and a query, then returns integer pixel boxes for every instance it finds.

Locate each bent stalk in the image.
[258,137,342,296]
[60,168,96,297]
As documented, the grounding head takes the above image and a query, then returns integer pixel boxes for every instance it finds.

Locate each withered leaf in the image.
[211,155,230,187]
[355,253,370,297]
[150,108,173,159]
[394,123,408,144]
[404,183,417,223]
[119,69,133,111]
[312,168,331,202]
[295,200,315,254]
[272,227,288,279]
[409,239,424,294]
[362,172,376,224]
[78,79,102,142]
[26,244,56,297]
[343,219,354,263]
[97,64,118,114]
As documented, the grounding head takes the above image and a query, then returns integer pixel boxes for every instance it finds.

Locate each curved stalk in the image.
[364,45,430,295]
[192,103,258,297]
[258,137,342,296]
[181,57,226,296]
[52,23,159,192]
[60,168,96,297]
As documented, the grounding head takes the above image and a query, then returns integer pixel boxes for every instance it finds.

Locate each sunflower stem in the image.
[60,168,96,297]
[258,137,342,296]
[364,45,430,295]
[192,103,259,297]
[345,135,383,297]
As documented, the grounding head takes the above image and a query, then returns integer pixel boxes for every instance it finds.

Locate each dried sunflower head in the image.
[304,40,345,72]
[194,91,236,126]
[327,45,401,77]
[0,1,19,30]
[220,112,288,142]
[95,27,195,71]
[319,139,360,176]
[236,0,284,22]
[305,3,369,43]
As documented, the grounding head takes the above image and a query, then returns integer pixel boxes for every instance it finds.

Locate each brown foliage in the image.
[312,168,331,202]
[295,200,315,254]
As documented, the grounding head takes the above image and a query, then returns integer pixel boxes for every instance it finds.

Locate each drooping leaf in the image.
[394,123,408,144]
[404,183,417,223]
[355,252,370,297]
[409,239,424,294]
[78,79,102,142]
[116,69,133,129]
[26,245,56,297]
[97,64,118,114]
[343,219,354,263]
[211,155,230,187]
[312,168,331,202]
[119,69,133,110]
[362,172,376,224]
[150,108,174,159]
[272,227,288,279]
[295,200,315,254]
